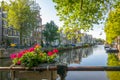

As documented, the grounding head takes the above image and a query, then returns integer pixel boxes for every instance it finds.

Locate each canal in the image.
[0,45,120,80]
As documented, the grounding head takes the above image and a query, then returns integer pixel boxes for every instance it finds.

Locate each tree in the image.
[104,3,120,44]
[62,26,82,43]
[42,21,59,46]
[4,0,38,45]
[52,0,119,40]
[107,53,120,80]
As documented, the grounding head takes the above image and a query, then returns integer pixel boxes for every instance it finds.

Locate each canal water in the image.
[0,45,120,80]
[64,45,108,80]
[58,45,120,80]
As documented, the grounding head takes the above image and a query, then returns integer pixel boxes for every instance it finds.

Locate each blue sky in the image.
[36,0,62,26]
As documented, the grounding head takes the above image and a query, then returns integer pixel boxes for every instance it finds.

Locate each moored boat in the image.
[106,47,119,53]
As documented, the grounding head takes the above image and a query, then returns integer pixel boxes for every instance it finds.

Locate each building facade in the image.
[59,32,96,47]
[0,1,42,47]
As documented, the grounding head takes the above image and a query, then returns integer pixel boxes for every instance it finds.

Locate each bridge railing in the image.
[0,65,120,80]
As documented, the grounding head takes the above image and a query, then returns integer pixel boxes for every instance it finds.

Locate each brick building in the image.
[0,1,42,47]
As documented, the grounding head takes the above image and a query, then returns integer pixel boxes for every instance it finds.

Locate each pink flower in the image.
[53,49,58,53]
[10,53,17,59]
[17,61,21,65]
[28,47,34,52]
[48,51,53,56]
[17,53,23,58]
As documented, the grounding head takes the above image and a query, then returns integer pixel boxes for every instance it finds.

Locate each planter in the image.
[14,70,57,80]
[9,44,59,80]
[10,64,57,80]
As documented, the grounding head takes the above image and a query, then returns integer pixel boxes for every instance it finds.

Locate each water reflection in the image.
[107,53,120,80]
[0,45,120,80]
[62,45,108,80]
[0,71,11,80]
[0,49,13,80]
[0,58,11,80]
[58,47,93,65]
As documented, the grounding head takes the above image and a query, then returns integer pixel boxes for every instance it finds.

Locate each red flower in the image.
[53,49,58,53]
[48,51,53,56]
[28,47,34,52]
[10,53,17,59]
[22,50,28,54]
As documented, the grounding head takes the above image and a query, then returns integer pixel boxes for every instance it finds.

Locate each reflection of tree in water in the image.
[107,53,120,80]
[0,49,21,80]
[0,71,11,80]
[0,59,11,80]
[0,58,12,80]
[82,47,93,58]
[58,47,93,64]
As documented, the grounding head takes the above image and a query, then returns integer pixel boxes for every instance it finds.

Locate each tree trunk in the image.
[19,28,23,46]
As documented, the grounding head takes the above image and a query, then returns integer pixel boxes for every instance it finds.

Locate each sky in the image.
[36,0,62,26]
[0,0,106,40]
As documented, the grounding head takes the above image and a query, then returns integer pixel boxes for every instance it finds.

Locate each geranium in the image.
[28,47,34,52]
[47,49,59,63]
[48,51,53,56]
[53,49,59,53]
[10,44,59,67]
[10,53,17,59]
[17,52,23,58]
[48,49,59,56]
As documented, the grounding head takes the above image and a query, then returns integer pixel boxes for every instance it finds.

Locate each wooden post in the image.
[51,71,53,80]
[10,70,15,80]
[57,65,67,80]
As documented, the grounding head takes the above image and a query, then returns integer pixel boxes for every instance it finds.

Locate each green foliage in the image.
[12,57,19,65]
[53,0,119,40]
[53,0,119,28]
[104,3,120,44]
[0,1,8,11]
[61,26,82,43]
[42,21,59,45]
[107,54,120,80]
[4,0,38,44]
[21,52,40,67]
[107,54,119,66]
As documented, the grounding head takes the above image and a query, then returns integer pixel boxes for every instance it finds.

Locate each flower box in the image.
[10,44,59,68]
[14,70,57,80]
[10,44,59,80]
[10,64,57,80]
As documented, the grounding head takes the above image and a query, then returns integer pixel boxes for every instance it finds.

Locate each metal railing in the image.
[0,66,120,71]
[0,65,120,80]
